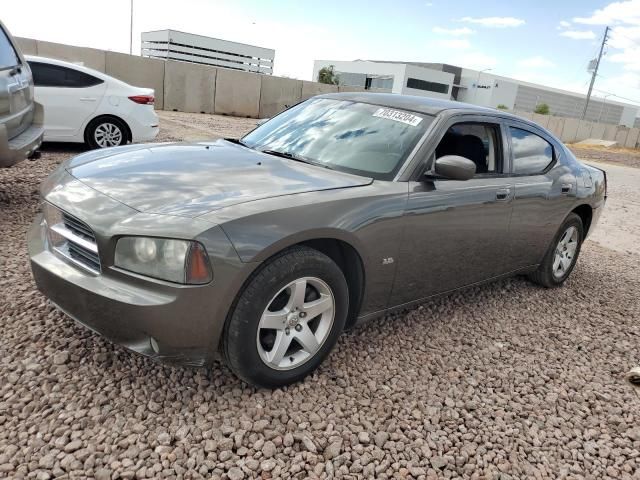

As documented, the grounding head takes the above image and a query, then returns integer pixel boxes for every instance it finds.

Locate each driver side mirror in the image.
[429,155,476,181]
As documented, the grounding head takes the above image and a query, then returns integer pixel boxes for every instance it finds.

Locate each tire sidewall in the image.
[224,248,348,388]
[86,118,127,149]
[542,214,584,286]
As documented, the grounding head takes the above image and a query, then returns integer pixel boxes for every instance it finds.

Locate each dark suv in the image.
[0,20,43,167]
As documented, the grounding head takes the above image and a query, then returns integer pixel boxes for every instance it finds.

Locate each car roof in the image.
[316,92,556,139]
[317,92,499,115]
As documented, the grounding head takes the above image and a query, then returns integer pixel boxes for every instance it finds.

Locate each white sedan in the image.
[26,55,159,149]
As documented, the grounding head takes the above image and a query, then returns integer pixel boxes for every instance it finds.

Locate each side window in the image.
[510,127,554,175]
[435,122,502,175]
[29,62,103,88]
[0,27,20,70]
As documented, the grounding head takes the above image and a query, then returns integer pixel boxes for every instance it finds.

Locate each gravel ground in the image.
[568,145,640,170]
[1,113,639,480]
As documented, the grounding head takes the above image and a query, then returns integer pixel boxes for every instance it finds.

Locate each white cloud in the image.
[558,20,571,28]
[434,39,471,49]
[573,0,640,25]
[517,56,556,68]
[432,26,474,36]
[460,16,525,28]
[560,30,596,40]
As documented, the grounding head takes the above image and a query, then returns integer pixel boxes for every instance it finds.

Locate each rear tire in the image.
[528,213,584,288]
[223,247,348,388]
[85,117,128,149]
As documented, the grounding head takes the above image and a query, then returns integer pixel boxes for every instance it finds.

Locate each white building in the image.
[312,60,639,127]
[142,29,275,74]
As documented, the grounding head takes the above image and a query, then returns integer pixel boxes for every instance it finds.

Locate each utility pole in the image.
[582,25,609,120]
[129,0,133,55]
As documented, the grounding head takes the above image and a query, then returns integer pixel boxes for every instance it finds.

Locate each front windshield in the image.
[242,98,432,180]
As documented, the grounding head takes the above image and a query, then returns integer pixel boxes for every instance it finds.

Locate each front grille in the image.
[45,205,101,274]
[62,212,95,242]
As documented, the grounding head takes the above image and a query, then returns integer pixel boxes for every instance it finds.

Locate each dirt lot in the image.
[1,112,639,480]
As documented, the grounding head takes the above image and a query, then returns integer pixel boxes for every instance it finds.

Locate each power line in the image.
[593,88,640,107]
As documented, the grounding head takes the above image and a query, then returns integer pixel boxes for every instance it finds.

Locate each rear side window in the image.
[29,62,103,88]
[0,27,20,70]
[510,127,554,175]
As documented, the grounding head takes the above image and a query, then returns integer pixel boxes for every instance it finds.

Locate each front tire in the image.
[528,213,584,288]
[223,247,348,388]
[85,117,128,149]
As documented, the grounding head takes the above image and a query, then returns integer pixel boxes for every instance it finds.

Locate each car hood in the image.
[65,140,373,217]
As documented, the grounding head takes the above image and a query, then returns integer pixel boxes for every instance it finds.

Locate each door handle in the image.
[496,188,511,201]
[79,97,97,102]
[561,183,573,194]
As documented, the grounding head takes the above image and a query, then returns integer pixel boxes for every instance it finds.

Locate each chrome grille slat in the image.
[45,206,101,274]
[62,213,95,241]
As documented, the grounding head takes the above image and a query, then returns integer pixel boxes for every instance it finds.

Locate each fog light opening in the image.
[150,337,160,354]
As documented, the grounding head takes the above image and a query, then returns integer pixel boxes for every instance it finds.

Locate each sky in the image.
[3,0,640,106]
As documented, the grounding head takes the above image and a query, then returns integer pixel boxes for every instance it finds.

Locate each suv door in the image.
[389,115,514,307]
[0,23,40,161]
[504,122,577,269]
[29,61,106,140]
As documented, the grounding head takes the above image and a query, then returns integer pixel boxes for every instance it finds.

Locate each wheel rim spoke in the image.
[288,279,307,309]
[294,326,320,354]
[260,310,288,330]
[267,330,293,366]
[302,294,332,320]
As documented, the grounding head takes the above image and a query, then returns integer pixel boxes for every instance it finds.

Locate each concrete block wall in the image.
[561,118,580,143]
[15,37,37,55]
[105,52,165,109]
[12,37,640,148]
[576,121,594,142]
[301,81,338,100]
[259,76,303,118]
[37,40,107,72]
[624,128,639,149]
[164,61,216,114]
[215,69,261,118]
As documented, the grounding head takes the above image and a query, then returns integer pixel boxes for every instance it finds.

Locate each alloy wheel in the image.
[257,277,335,371]
[552,225,579,279]
[94,122,123,148]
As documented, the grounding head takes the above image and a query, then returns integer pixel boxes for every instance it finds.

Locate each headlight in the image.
[114,237,212,284]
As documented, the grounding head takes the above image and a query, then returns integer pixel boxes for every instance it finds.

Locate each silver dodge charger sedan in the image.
[29,93,607,387]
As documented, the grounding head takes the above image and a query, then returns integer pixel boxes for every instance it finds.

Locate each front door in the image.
[389,118,514,307]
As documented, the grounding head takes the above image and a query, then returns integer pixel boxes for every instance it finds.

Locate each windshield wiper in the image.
[225,137,251,148]
[260,149,312,164]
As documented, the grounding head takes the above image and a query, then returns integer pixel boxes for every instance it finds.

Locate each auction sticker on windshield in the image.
[373,108,423,126]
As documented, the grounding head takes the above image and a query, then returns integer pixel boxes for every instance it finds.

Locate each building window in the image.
[406,77,449,94]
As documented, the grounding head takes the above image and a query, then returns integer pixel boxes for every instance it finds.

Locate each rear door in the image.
[505,122,578,269]
[0,24,34,141]
[29,61,106,140]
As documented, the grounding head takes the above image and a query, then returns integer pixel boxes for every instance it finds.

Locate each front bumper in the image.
[28,214,232,366]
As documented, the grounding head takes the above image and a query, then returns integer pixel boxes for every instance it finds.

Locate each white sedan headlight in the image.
[114,237,212,284]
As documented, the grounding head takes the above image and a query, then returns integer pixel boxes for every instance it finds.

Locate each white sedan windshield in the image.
[242,98,432,180]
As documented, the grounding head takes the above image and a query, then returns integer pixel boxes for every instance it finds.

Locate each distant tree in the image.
[496,104,509,110]
[534,103,550,115]
[318,65,339,85]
